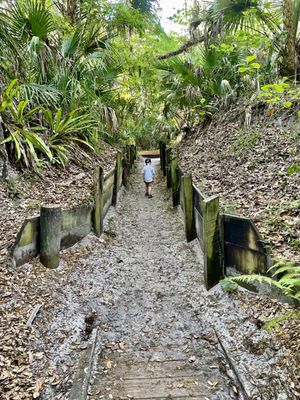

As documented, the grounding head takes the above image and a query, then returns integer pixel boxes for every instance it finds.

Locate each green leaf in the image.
[246,55,257,63]
[287,163,300,174]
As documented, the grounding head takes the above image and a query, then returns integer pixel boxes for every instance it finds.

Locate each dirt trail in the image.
[4,157,296,399]
[67,158,237,399]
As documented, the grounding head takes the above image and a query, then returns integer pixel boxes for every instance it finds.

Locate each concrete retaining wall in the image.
[11,217,40,267]
[61,206,92,249]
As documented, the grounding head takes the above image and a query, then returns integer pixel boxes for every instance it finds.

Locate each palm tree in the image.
[158,0,300,80]
[282,0,297,78]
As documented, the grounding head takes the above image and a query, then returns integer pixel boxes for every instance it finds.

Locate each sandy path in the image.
[77,159,236,399]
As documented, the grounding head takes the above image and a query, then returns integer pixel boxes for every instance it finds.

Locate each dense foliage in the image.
[1,0,300,164]
[0,0,178,167]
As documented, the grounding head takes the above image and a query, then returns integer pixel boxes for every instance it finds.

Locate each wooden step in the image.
[91,358,221,399]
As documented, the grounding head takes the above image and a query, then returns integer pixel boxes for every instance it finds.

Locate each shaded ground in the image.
[0,158,299,399]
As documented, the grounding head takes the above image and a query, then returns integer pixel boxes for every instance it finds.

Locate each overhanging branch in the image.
[157,36,205,60]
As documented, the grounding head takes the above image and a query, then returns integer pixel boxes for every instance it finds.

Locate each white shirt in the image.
[142,165,155,182]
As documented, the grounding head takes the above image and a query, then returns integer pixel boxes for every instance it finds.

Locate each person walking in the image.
[142,158,155,198]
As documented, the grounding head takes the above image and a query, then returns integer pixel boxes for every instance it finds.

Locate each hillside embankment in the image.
[177,104,300,265]
[0,142,116,265]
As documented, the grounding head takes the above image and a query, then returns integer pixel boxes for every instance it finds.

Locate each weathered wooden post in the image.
[166,148,172,189]
[171,156,179,206]
[122,155,129,188]
[203,196,222,289]
[93,166,104,236]
[126,146,131,171]
[112,151,122,206]
[161,143,166,176]
[130,145,135,167]
[134,145,137,161]
[159,142,162,171]
[40,204,62,268]
[181,174,197,242]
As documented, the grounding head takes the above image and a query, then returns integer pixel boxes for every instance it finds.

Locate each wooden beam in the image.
[203,196,222,289]
[40,204,61,268]
[181,174,197,242]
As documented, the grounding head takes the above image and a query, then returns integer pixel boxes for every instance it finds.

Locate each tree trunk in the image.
[281,0,296,79]
[66,0,78,24]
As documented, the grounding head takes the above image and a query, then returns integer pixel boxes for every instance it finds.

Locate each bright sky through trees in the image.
[158,0,186,32]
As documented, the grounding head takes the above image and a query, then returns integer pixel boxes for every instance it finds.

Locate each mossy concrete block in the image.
[11,216,39,266]
[223,214,270,274]
[61,206,92,248]
[203,196,222,289]
[181,174,197,243]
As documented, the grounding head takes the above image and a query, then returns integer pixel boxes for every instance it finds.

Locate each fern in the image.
[231,260,300,301]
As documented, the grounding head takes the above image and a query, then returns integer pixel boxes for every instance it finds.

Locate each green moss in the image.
[19,221,37,247]
[105,217,117,238]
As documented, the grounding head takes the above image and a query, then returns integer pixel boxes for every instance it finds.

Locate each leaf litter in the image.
[0,149,299,399]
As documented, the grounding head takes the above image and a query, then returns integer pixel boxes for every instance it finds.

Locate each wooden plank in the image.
[98,360,202,380]
[224,243,268,274]
[203,196,222,289]
[93,376,218,398]
[69,328,101,400]
[171,157,179,207]
[161,143,166,176]
[192,185,205,215]
[166,148,172,189]
[181,174,197,242]
[104,168,115,182]
[140,150,160,157]
[103,172,114,194]
[223,214,270,274]
[93,166,104,236]
[112,152,122,206]
[223,214,266,252]
[194,209,204,251]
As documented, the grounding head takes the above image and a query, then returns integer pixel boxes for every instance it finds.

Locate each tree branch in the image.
[157,36,205,60]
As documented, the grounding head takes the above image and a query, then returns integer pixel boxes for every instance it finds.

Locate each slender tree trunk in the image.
[281,0,296,79]
[66,0,78,24]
